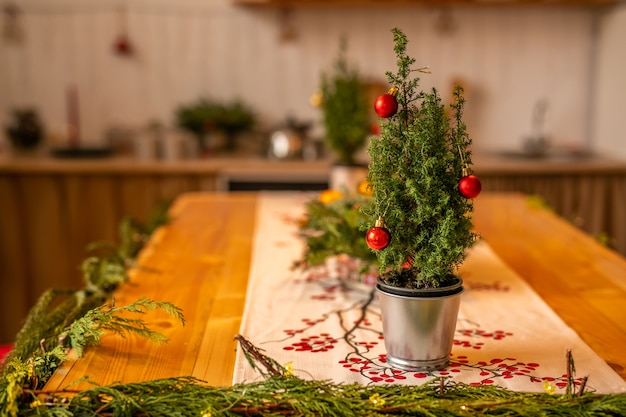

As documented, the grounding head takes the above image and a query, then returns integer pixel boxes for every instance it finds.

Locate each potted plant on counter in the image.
[363,28,482,371]
[4,108,44,152]
[176,98,255,155]
[315,36,372,192]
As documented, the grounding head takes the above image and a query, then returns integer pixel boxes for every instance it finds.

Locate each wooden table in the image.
[44,192,626,392]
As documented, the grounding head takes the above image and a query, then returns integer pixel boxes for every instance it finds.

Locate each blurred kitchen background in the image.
[1,0,625,156]
[1,0,625,342]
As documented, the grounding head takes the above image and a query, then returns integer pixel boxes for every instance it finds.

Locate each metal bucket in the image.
[377,278,463,371]
[328,164,368,193]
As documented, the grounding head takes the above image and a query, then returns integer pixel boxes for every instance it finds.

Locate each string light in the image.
[543,380,556,395]
[283,361,294,376]
[369,393,385,407]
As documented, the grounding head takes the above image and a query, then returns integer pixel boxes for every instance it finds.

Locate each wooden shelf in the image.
[234,0,616,8]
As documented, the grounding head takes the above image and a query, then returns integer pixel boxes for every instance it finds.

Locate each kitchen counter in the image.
[1,152,625,175]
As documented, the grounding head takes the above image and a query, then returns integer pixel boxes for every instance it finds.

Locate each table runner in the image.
[233,192,626,393]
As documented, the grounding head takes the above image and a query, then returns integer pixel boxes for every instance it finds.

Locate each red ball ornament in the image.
[114,34,133,56]
[366,226,390,250]
[366,217,391,251]
[374,87,398,118]
[459,174,482,199]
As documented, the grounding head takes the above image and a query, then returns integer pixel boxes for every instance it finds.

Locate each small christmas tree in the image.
[318,37,371,166]
[364,28,481,290]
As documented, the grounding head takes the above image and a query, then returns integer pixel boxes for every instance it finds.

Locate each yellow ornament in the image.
[357,180,373,196]
[319,189,343,204]
[310,90,323,108]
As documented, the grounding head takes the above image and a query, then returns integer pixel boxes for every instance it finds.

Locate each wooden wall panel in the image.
[0,176,29,342]
[62,175,121,286]
[17,175,73,306]
[117,176,164,222]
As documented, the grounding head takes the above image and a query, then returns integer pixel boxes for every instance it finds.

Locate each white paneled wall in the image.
[593,4,626,160]
[0,0,610,154]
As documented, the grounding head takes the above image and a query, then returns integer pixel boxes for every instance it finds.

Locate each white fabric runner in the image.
[232,192,626,393]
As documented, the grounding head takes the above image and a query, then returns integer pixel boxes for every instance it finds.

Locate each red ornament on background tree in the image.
[374,87,399,118]
[113,6,134,57]
[366,216,391,251]
[458,167,482,199]
[113,34,133,56]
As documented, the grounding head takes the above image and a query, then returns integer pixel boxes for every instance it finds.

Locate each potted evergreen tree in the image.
[317,37,372,192]
[363,28,482,371]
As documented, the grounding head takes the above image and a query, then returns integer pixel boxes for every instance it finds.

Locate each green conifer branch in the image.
[39,377,621,416]
[0,202,175,417]
[17,339,626,417]
[63,297,185,358]
[295,196,376,271]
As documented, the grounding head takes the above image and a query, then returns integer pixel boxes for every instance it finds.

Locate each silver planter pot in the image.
[377,278,463,371]
[328,164,368,193]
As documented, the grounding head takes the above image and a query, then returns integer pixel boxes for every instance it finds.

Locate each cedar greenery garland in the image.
[0,202,181,417]
[0,299,183,417]
[2,201,170,368]
[365,28,476,289]
[14,337,626,417]
[23,375,626,417]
